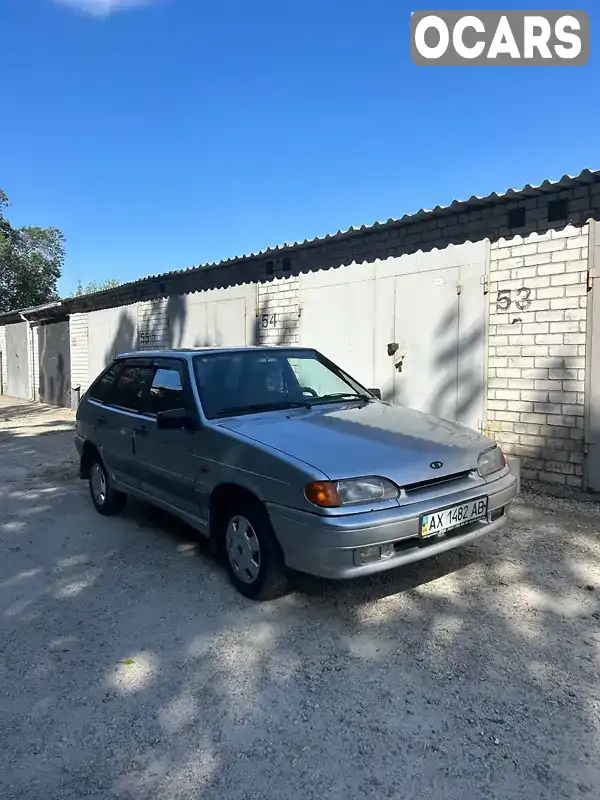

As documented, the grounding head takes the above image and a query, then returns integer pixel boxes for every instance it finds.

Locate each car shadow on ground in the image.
[125,494,479,604]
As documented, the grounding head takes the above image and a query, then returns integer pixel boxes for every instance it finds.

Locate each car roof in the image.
[114,346,315,360]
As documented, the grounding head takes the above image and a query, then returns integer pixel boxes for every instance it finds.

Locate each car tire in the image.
[222,499,289,601]
[89,455,126,516]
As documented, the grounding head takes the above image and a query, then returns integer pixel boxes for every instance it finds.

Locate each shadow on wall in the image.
[1,396,600,797]
[105,310,137,368]
[38,322,70,409]
[251,298,298,347]
[380,303,483,428]
[165,294,187,350]
[101,295,189,372]
[430,303,483,426]
[498,353,586,487]
[97,293,252,376]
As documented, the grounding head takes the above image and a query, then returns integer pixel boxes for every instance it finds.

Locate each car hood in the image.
[219,402,492,485]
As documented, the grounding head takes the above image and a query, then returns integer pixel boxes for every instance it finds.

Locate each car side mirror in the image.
[368,388,382,400]
[156,408,195,430]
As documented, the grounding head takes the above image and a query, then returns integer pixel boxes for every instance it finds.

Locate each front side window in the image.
[146,367,186,415]
[193,350,369,419]
[111,364,155,412]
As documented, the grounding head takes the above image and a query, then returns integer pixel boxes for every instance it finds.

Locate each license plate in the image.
[420,497,488,539]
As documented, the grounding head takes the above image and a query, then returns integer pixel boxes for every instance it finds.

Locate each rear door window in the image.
[88,362,123,404]
[110,363,155,412]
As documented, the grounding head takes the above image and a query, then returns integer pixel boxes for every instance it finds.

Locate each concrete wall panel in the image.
[6,322,31,400]
[0,326,7,395]
[87,305,137,384]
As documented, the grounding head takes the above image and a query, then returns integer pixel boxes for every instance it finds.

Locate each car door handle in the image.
[134,426,148,437]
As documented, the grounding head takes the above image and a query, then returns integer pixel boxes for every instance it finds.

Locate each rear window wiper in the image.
[213,400,312,418]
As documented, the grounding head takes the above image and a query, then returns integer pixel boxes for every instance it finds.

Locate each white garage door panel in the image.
[300,261,376,290]
[376,241,488,279]
[393,268,460,420]
[300,280,375,387]
[173,286,255,350]
[456,261,486,431]
[210,298,248,347]
[88,306,137,383]
[179,296,209,348]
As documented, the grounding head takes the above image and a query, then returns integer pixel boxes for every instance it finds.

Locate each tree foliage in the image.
[75,278,120,296]
[0,190,65,314]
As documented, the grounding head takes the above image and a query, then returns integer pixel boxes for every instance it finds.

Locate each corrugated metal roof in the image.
[71,167,598,296]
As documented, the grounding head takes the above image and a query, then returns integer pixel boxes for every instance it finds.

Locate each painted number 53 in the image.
[496,286,532,312]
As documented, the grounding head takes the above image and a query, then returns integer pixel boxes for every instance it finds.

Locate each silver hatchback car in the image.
[75,347,518,599]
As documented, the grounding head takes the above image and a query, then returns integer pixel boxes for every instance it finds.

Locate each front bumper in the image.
[267,470,518,579]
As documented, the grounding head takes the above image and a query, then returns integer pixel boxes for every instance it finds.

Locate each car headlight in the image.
[477,446,506,477]
[305,477,399,508]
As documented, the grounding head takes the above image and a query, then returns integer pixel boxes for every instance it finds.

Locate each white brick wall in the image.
[257,276,300,345]
[487,225,589,487]
[70,313,90,394]
[137,299,169,350]
[0,325,7,394]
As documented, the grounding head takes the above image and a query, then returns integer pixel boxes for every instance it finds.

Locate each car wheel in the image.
[223,500,288,601]
[89,456,126,516]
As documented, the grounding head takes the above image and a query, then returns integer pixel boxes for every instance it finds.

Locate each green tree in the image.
[74,278,120,296]
[0,191,65,313]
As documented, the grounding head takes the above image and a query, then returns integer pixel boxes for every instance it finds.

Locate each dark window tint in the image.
[88,362,123,404]
[111,364,155,412]
[146,367,186,415]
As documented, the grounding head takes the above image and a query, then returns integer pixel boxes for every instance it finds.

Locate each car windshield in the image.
[192,350,372,419]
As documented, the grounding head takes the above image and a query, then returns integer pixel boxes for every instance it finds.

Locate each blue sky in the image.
[2,0,598,295]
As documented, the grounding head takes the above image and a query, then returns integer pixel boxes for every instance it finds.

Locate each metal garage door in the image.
[300,245,486,431]
[6,322,31,400]
[177,287,254,348]
[38,320,71,408]
[299,263,377,388]
[392,268,460,421]
[392,263,486,431]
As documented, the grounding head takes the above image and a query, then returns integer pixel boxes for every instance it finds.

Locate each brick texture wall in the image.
[257,276,300,345]
[487,225,589,487]
[136,299,169,350]
[69,313,90,395]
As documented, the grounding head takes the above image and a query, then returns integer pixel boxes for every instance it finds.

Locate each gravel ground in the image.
[1,396,599,800]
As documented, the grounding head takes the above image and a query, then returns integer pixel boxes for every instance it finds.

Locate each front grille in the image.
[404,469,474,495]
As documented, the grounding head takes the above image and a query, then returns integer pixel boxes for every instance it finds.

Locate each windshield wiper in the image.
[312,392,372,404]
[214,400,311,418]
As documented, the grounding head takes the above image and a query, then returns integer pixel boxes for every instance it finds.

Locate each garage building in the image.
[2,169,600,492]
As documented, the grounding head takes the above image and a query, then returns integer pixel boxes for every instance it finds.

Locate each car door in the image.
[134,358,200,515]
[91,358,155,491]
